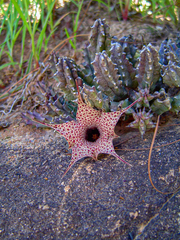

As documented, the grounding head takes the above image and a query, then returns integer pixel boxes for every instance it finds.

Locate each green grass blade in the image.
[44,28,56,52]
[20,24,27,68]
[37,0,56,56]
[12,26,22,47]
[11,0,31,34]
[0,62,18,71]
[93,0,109,8]
[64,27,75,49]
[74,0,83,33]
[26,52,33,74]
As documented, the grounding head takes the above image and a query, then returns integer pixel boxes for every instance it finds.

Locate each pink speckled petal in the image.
[76,90,101,125]
[45,121,79,148]
[94,137,131,166]
[28,83,140,178]
[100,111,122,137]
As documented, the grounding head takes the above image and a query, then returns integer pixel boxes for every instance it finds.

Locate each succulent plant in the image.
[110,42,137,89]
[151,88,171,115]
[23,83,140,178]
[159,38,180,87]
[21,18,180,177]
[171,92,180,113]
[162,60,180,88]
[127,109,155,137]
[130,87,154,108]
[24,18,180,141]
[114,34,137,66]
[86,18,111,62]
[50,56,82,101]
[135,43,161,91]
[92,51,123,98]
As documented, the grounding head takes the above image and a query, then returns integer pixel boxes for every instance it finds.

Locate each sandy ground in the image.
[0,5,180,239]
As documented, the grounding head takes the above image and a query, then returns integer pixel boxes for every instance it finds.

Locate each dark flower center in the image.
[85,127,100,142]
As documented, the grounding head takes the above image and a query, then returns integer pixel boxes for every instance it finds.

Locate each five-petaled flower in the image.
[26,84,140,178]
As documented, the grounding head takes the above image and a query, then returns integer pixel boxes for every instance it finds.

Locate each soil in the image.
[0,3,180,239]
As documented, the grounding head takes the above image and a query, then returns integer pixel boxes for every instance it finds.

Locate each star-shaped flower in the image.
[24,84,140,178]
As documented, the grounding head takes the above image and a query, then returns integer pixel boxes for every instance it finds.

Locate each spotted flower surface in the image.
[26,84,140,177]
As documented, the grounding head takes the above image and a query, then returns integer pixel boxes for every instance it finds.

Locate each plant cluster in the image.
[0,0,179,74]
[135,0,178,24]
[94,0,179,24]
[23,18,180,138]
[0,0,61,72]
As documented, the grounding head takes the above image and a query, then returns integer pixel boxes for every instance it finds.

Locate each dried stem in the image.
[148,115,180,194]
